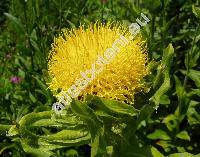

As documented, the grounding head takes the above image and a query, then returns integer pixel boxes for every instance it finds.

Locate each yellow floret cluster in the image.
[48,22,148,104]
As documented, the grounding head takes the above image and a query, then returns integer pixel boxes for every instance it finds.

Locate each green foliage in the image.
[151,43,174,107]
[7,110,90,157]
[0,0,200,157]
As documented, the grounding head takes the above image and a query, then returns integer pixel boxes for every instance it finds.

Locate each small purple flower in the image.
[10,76,22,84]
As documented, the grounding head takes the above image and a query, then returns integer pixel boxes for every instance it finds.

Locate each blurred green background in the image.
[0,0,200,156]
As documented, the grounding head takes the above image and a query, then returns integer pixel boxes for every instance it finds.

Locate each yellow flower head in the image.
[48,22,148,104]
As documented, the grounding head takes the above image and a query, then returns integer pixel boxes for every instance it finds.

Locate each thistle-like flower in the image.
[48,22,148,104]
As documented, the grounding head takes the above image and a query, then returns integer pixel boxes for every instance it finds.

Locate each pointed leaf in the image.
[192,5,200,19]
[151,44,174,107]
[176,131,190,141]
[4,13,25,33]
[151,147,164,157]
[169,152,197,157]
[147,129,171,140]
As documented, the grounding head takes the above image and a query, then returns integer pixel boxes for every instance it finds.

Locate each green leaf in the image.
[159,95,170,105]
[19,111,52,127]
[7,109,92,156]
[33,76,52,104]
[51,111,84,126]
[174,75,185,99]
[155,140,174,152]
[21,139,54,157]
[151,44,174,107]
[90,131,107,157]
[147,61,160,72]
[151,70,170,107]
[187,70,200,88]
[30,29,40,52]
[145,0,161,13]
[31,119,63,127]
[71,99,107,156]
[116,133,153,157]
[151,147,164,157]
[187,89,200,97]
[187,101,200,125]
[147,129,171,140]
[8,125,19,136]
[161,43,174,71]
[71,99,103,137]
[18,69,25,78]
[169,152,197,157]
[29,92,37,103]
[106,146,113,156]
[0,124,12,132]
[174,75,190,117]
[163,114,177,131]
[176,131,190,141]
[4,13,25,33]
[65,149,79,156]
[43,129,88,141]
[86,95,138,117]
[42,129,91,145]
[192,5,200,19]
[100,98,138,116]
[180,70,200,88]
[136,104,154,131]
